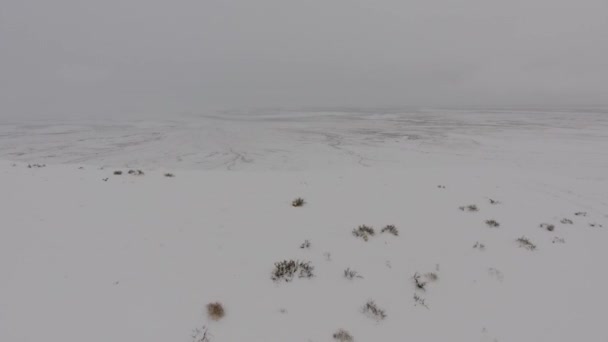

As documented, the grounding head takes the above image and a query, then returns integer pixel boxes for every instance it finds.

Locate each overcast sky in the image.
[1,0,607,118]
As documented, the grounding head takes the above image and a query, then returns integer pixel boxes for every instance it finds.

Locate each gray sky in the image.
[1,0,607,118]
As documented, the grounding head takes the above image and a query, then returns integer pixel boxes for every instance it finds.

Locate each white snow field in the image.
[1,108,607,342]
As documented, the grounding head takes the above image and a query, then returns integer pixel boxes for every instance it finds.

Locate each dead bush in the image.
[381,225,399,236]
[459,204,479,212]
[516,236,537,251]
[191,326,211,342]
[344,267,363,280]
[352,225,375,241]
[362,300,386,321]
[271,260,314,282]
[425,272,439,282]
[333,329,354,342]
[206,302,225,321]
[485,219,500,228]
[413,293,429,309]
[413,272,427,291]
[540,223,555,231]
[473,241,486,250]
[292,197,305,207]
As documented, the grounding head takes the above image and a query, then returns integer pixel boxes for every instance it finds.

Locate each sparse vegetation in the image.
[589,223,603,228]
[540,223,555,231]
[413,293,429,309]
[362,300,386,321]
[560,218,573,224]
[352,225,375,241]
[488,198,500,205]
[459,204,479,212]
[300,240,311,249]
[206,302,225,321]
[113,170,122,175]
[425,272,439,282]
[488,267,504,282]
[164,173,175,177]
[271,260,314,282]
[473,241,486,250]
[485,219,500,228]
[516,236,537,250]
[552,237,566,244]
[191,326,211,342]
[291,197,305,207]
[437,185,446,189]
[344,267,363,280]
[27,163,46,168]
[574,211,587,216]
[333,329,354,342]
[413,272,427,291]
[380,224,398,236]
[128,169,145,176]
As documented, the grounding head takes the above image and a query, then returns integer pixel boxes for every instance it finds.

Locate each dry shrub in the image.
[333,329,354,342]
[352,225,375,241]
[473,241,486,250]
[516,236,537,251]
[292,197,305,207]
[413,272,427,290]
[459,204,479,212]
[413,293,429,309]
[362,300,386,321]
[344,267,363,280]
[425,272,439,282]
[271,260,314,282]
[381,225,399,236]
[206,302,225,321]
[540,223,555,231]
[485,219,500,228]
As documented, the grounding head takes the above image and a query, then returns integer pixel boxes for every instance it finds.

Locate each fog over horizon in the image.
[1,0,607,119]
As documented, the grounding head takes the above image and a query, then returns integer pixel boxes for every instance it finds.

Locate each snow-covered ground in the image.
[1,108,607,342]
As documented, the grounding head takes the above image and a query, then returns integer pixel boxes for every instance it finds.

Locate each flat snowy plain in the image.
[1,108,607,342]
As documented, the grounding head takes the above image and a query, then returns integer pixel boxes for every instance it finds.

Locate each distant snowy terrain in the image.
[1,108,607,177]
[1,109,607,342]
